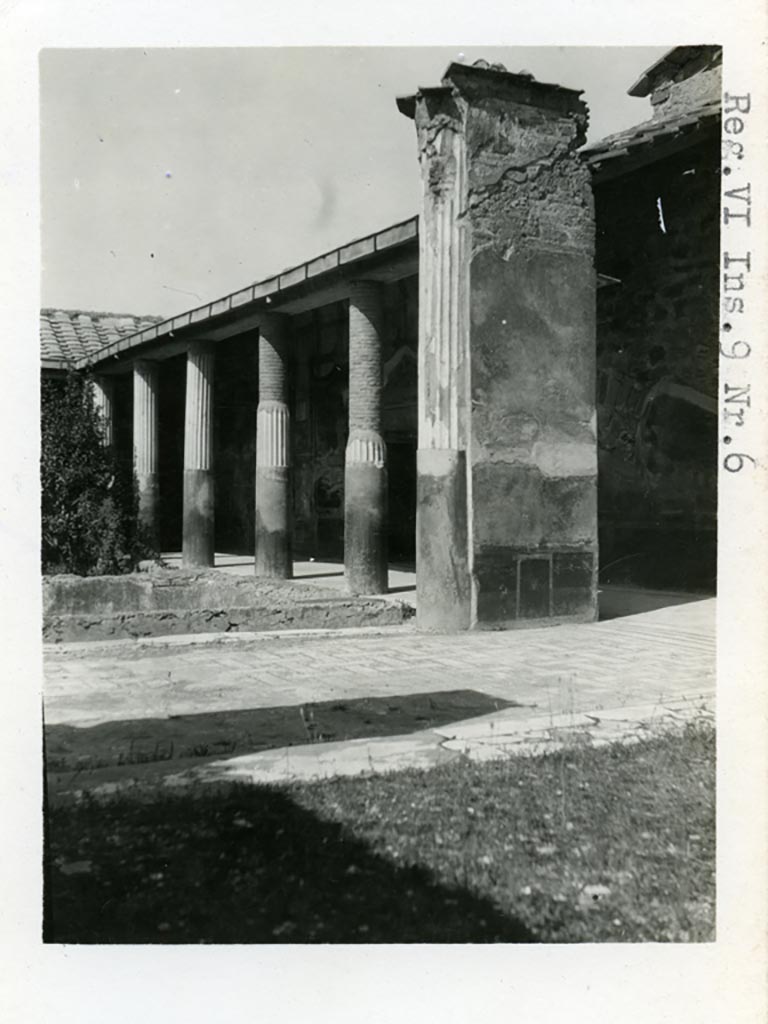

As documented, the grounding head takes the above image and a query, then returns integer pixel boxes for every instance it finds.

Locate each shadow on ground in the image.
[45,689,518,796]
[44,782,537,944]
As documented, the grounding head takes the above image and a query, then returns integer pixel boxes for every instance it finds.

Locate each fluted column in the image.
[345,281,388,594]
[255,314,292,577]
[182,342,215,567]
[133,359,159,540]
[91,375,114,447]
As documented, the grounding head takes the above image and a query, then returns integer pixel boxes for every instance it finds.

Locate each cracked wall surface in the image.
[405,63,598,629]
[465,69,597,625]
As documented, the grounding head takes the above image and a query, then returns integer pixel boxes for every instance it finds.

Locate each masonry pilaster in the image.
[255,314,292,577]
[182,342,215,567]
[399,62,598,629]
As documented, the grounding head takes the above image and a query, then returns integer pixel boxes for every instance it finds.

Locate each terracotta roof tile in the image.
[40,308,163,369]
[583,99,721,170]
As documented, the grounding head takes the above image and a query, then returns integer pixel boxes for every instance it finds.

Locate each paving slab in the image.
[172,692,714,787]
[44,598,716,752]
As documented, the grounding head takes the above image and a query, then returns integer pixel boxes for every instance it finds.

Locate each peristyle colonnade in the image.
[91,62,599,630]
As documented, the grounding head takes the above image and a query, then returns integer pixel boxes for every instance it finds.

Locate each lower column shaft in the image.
[345,435,388,594]
[255,402,291,577]
[416,448,471,631]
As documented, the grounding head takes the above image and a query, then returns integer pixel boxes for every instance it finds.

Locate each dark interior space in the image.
[594,142,719,593]
[214,332,259,555]
[111,371,133,487]
[157,355,185,552]
[387,441,417,565]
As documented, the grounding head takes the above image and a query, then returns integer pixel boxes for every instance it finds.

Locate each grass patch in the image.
[45,722,714,944]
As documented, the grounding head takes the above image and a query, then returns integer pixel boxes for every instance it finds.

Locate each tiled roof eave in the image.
[74,215,419,370]
[40,309,165,370]
[584,104,721,168]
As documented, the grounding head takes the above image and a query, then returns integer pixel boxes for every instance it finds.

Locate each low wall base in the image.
[43,569,413,643]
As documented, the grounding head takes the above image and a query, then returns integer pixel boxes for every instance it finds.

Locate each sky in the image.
[40,46,668,319]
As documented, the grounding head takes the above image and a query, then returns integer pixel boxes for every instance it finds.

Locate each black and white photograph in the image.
[39,43,721,944]
[1,2,767,1022]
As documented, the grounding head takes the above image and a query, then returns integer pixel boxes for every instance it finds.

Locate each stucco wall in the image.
[463,85,597,625]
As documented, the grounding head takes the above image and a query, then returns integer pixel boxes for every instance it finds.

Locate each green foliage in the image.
[41,372,155,575]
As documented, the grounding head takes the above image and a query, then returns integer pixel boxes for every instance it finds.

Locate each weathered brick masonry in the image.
[345,281,388,594]
[255,314,292,577]
[289,281,418,562]
[594,141,719,589]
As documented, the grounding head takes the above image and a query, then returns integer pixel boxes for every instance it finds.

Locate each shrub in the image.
[41,372,155,575]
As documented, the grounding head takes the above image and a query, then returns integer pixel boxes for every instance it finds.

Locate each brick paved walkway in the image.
[44,597,715,729]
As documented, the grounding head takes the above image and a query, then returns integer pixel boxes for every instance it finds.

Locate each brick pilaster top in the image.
[397,60,586,121]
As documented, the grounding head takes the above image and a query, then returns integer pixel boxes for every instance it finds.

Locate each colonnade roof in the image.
[70,216,420,373]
